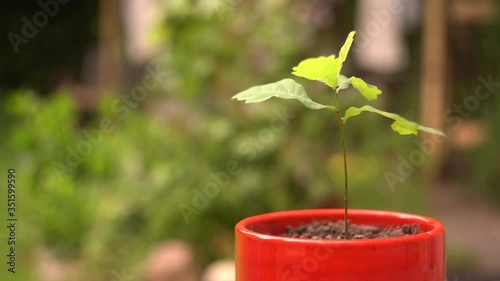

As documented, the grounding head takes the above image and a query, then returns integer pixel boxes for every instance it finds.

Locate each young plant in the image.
[232,31,445,239]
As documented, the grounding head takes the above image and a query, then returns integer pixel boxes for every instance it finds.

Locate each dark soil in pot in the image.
[281,220,421,239]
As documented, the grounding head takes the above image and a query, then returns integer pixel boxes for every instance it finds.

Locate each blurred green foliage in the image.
[3,87,429,280]
[469,78,500,205]
[449,15,500,205]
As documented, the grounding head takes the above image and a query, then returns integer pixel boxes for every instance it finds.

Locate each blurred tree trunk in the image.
[419,0,448,182]
[98,0,123,95]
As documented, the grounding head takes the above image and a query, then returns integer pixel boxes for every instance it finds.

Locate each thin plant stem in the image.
[334,87,349,239]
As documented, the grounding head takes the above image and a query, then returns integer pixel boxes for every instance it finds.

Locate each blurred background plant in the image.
[0,0,499,280]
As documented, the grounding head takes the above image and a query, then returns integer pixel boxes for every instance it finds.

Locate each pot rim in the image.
[235,209,445,246]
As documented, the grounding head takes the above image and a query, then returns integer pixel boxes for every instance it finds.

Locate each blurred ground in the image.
[433,184,500,279]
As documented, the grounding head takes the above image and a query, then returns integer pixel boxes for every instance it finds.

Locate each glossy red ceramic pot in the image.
[235,209,445,281]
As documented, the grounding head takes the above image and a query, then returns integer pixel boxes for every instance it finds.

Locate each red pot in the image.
[235,209,445,281]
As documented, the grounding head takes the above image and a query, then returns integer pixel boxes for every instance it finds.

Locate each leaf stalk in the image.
[334,87,349,239]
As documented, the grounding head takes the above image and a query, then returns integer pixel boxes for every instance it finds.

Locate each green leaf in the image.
[290,31,357,88]
[343,105,446,137]
[291,55,341,87]
[339,31,356,64]
[232,79,331,110]
[337,75,353,90]
[351,77,382,101]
